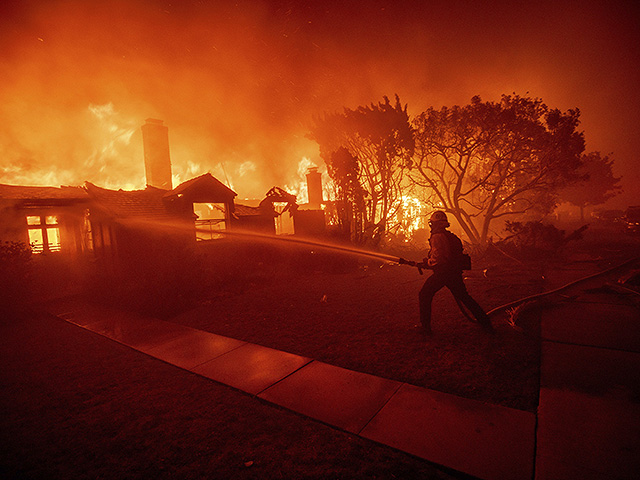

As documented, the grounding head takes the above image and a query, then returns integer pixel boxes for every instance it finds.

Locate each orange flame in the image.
[284,157,333,205]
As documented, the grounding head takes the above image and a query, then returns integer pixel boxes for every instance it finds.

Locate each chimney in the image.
[306,167,323,209]
[141,118,172,189]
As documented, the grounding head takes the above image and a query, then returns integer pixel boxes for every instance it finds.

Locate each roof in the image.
[166,173,236,202]
[234,203,264,216]
[0,172,236,219]
[0,183,88,201]
[84,182,174,218]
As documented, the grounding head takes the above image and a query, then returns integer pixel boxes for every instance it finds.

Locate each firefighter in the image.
[417,211,493,335]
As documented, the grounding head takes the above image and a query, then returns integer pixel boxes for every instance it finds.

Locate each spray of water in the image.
[117,216,402,264]
[213,229,401,263]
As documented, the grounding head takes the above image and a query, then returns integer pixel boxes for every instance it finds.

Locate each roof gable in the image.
[166,173,236,203]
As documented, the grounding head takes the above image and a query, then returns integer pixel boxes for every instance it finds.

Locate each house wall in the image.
[293,210,326,237]
[90,218,117,264]
[89,214,196,269]
[0,201,89,256]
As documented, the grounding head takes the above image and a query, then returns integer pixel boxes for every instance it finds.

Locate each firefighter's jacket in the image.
[427,228,455,270]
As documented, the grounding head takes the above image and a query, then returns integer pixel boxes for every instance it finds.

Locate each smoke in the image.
[1,0,639,204]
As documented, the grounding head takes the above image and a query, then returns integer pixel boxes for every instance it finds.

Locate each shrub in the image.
[0,241,33,312]
[499,221,587,260]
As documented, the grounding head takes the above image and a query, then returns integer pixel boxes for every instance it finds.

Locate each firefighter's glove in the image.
[416,260,429,275]
[399,258,418,267]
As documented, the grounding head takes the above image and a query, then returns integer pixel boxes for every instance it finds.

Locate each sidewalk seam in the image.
[254,358,316,397]
[356,381,405,435]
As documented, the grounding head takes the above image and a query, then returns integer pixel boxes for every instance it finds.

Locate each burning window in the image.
[194,203,226,241]
[273,202,295,235]
[26,215,61,254]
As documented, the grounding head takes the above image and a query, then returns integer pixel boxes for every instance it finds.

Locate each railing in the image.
[195,219,226,241]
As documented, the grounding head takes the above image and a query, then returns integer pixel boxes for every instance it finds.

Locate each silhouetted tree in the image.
[410,94,585,244]
[559,151,622,220]
[325,147,366,242]
[309,95,414,245]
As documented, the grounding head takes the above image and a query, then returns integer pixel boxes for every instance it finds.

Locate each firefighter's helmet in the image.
[429,210,450,227]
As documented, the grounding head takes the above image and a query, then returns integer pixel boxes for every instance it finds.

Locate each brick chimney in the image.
[306,167,323,209]
[141,118,172,190]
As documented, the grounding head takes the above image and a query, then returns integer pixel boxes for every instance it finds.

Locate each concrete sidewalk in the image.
[45,274,640,480]
[47,298,535,480]
[535,269,640,480]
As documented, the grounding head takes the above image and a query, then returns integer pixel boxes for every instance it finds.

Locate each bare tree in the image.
[410,94,585,244]
[309,95,414,245]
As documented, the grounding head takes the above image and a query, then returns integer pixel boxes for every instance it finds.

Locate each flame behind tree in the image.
[410,94,585,244]
[309,95,414,246]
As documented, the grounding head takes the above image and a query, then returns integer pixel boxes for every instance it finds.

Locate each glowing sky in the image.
[1,0,638,206]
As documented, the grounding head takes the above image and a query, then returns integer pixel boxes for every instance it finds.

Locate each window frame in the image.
[26,214,62,254]
[193,203,227,241]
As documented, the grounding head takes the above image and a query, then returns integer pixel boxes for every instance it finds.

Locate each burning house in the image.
[0,175,237,261]
[0,184,91,255]
[0,118,327,265]
[1,119,236,262]
[83,173,237,261]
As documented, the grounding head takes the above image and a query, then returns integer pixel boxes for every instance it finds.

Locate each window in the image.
[26,215,61,253]
[193,203,226,241]
[273,202,295,235]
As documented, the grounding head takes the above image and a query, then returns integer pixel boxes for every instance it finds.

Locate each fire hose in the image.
[213,230,636,325]
[397,255,640,324]
[484,255,639,316]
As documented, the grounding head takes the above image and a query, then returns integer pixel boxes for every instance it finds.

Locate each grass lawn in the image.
[173,259,543,412]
